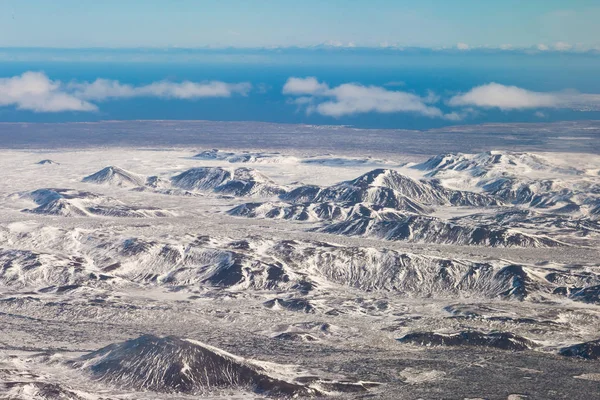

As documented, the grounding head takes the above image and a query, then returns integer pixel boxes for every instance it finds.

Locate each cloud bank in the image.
[4,72,600,118]
[0,72,251,112]
[282,77,457,119]
[284,78,600,119]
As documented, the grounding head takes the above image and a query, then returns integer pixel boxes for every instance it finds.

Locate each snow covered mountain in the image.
[397,330,538,351]
[317,207,563,247]
[36,159,58,165]
[416,151,583,179]
[229,201,349,222]
[227,166,569,247]
[1,224,596,304]
[0,248,93,290]
[171,167,286,197]
[194,149,299,164]
[82,166,147,187]
[282,168,498,210]
[71,334,320,396]
[19,188,173,218]
[416,151,600,218]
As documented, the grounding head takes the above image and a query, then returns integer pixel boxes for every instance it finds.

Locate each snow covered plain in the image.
[1,121,600,399]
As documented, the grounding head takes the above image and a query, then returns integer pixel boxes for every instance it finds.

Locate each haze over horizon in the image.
[2,0,600,50]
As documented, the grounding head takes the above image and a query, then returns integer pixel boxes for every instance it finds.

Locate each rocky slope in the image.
[70,334,319,396]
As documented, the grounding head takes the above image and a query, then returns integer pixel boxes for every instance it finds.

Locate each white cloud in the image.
[442,112,464,121]
[289,96,314,105]
[316,84,444,118]
[456,42,470,50]
[68,79,137,101]
[0,72,97,112]
[283,78,600,119]
[553,41,572,51]
[282,77,329,95]
[282,77,457,119]
[537,44,550,51]
[0,71,251,113]
[319,40,357,48]
[70,79,251,101]
[449,83,600,111]
[448,83,559,110]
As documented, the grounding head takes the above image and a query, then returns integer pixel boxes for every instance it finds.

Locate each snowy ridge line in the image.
[0,226,598,305]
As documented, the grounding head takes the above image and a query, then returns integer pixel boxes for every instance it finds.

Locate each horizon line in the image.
[1,118,598,131]
[1,45,599,55]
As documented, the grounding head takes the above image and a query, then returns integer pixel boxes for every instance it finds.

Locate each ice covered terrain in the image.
[0,122,599,399]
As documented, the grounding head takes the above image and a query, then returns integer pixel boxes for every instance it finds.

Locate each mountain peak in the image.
[71,334,318,396]
[82,166,147,187]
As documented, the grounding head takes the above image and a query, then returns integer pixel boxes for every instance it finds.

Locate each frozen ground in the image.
[0,121,599,399]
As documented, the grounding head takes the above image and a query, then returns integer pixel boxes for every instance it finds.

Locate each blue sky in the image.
[1,0,599,49]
